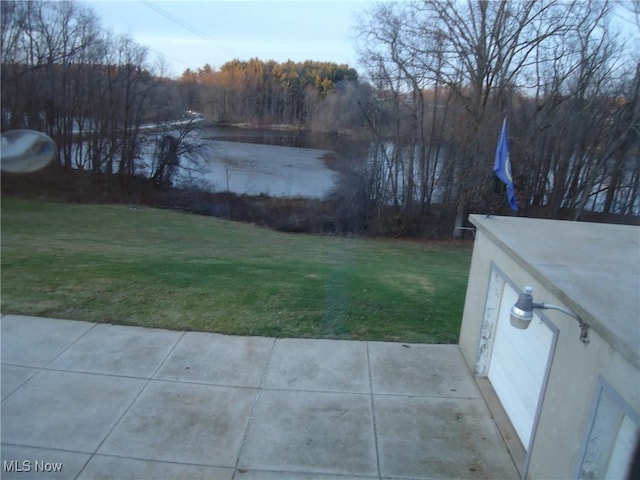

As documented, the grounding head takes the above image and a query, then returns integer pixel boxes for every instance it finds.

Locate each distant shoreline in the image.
[215,122,366,139]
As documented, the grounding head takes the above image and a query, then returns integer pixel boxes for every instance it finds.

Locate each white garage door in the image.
[488,283,555,449]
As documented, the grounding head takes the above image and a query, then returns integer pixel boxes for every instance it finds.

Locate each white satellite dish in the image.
[1,129,57,173]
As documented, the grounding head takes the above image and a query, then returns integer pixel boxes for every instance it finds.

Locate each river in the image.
[170,125,369,198]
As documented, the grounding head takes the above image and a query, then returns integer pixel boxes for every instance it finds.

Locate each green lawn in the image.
[1,198,472,343]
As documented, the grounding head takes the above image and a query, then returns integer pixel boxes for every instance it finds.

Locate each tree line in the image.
[353,0,639,236]
[1,0,187,179]
[179,59,368,133]
[1,0,638,237]
[0,0,367,182]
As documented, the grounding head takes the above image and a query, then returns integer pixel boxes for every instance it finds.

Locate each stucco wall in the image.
[531,310,638,479]
[459,221,639,479]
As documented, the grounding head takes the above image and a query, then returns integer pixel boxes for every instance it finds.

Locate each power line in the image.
[147,46,200,72]
[93,23,199,74]
[139,0,245,59]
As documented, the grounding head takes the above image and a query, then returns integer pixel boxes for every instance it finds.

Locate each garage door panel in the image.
[489,360,535,440]
[490,345,540,433]
[488,282,554,450]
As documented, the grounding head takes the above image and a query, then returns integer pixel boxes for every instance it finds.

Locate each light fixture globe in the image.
[509,285,590,343]
[509,287,589,344]
[510,286,535,329]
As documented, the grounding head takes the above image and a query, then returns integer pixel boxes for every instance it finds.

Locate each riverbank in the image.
[215,121,369,139]
[0,166,466,238]
[219,122,306,132]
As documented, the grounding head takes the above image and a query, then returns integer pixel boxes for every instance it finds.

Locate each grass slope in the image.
[1,198,471,343]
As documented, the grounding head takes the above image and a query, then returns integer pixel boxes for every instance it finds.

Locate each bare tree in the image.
[150,118,207,189]
[1,0,155,179]
[356,0,638,235]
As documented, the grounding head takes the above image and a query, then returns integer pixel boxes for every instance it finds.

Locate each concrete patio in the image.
[1,315,518,479]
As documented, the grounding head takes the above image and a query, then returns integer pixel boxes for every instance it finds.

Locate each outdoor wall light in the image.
[510,286,590,344]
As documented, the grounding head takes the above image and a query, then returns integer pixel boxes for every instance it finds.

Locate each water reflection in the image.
[176,139,338,198]
[202,126,370,163]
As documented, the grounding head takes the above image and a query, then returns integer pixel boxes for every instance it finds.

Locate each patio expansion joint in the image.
[366,341,383,480]
[72,329,189,480]
[2,362,269,396]
[230,337,277,480]
[258,385,371,396]
[75,451,234,470]
[146,376,260,391]
[0,442,95,456]
[1,362,42,369]
[41,321,100,370]
[26,366,157,382]
[235,466,381,479]
[372,391,484,401]
[0,364,42,402]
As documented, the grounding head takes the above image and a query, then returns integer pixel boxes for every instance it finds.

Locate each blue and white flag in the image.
[493,119,518,211]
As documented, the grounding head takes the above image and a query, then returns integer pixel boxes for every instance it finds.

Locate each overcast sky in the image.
[85,0,371,77]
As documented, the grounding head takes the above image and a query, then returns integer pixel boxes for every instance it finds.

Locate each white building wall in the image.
[459,223,640,480]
